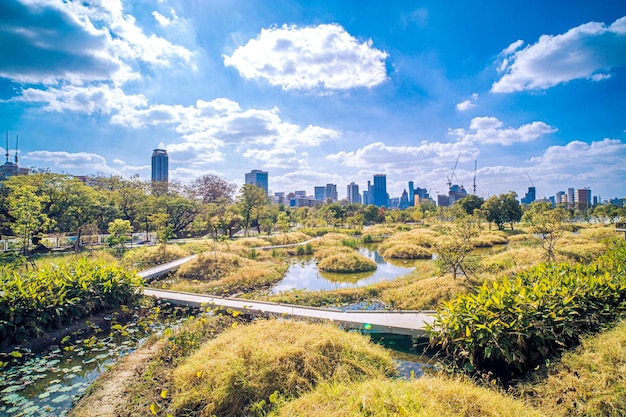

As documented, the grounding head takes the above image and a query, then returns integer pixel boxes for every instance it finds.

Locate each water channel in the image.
[271,246,425,293]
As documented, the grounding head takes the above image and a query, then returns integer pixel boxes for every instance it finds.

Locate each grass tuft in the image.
[317,252,377,273]
[172,319,397,417]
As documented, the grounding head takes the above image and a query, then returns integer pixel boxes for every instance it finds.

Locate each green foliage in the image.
[106,218,133,254]
[484,192,523,230]
[430,239,626,379]
[434,215,480,279]
[0,257,143,346]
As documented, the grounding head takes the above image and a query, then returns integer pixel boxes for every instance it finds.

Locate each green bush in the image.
[430,239,626,378]
[0,258,143,346]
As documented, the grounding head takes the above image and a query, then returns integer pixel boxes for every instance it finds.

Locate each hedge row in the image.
[429,239,626,377]
[0,258,143,346]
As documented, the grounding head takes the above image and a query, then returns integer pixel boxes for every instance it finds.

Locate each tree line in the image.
[0,172,623,255]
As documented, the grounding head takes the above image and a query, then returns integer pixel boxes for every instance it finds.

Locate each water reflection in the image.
[271,248,420,293]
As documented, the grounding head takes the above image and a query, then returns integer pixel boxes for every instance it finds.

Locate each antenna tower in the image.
[473,160,477,195]
[15,135,18,164]
[5,131,9,164]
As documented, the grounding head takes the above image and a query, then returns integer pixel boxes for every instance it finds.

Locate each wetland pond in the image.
[271,246,424,293]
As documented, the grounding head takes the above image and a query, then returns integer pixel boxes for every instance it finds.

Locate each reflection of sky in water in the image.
[271,248,417,293]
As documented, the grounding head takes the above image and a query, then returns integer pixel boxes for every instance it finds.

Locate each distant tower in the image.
[245,169,269,196]
[347,182,361,204]
[151,149,169,183]
[325,184,338,202]
[372,174,389,208]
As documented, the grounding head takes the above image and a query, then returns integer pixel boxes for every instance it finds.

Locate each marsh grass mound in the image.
[317,252,377,273]
[121,244,190,270]
[522,319,626,417]
[171,320,397,417]
[382,274,468,310]
[270,377,540,417]
[176,252,244,281]
[313,245,354,260]
[381,243,432,259]
[268,232,311,246]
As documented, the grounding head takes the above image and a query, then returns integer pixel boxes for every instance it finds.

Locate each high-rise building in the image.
[314,186,326,202]
[521,186,536,205]
[245,170,269,195]
[325,184,338,202]
[347,182,361,204]
[567,188,575,209]
[363,181,373,205]
[372,174,389,208]
[151,149,168,183]
[408,181,414,206]
[556,191,566,205]
[575,188,592,211]
[400,189,409,210]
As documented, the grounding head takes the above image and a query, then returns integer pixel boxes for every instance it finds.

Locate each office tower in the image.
[347,182,361,204]
[521,186,536,205]
[400,189,409,209]
[245,170,269,195]
[576,188,592,211]
[567,188,575,209]
[325,184,338,202]
[151,149,168,183]
[314,186,326,201]
[556,191,566,205]
[408,181,414,206]
[373,174,389,208]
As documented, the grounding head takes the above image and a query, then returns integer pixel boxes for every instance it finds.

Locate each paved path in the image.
[143,287,435,337]
[137,254,197,280]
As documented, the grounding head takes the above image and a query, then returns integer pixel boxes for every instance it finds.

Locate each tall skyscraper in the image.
[347,182,361,204]
[151,149,168,183]
[325,184,338,202]
[372,174,389,208]
[567,188,575,209]
[521,186,536,205]
[314,186,326,202]
[576,188,592,211]
[408,181,414,206]
[245,170,269,195]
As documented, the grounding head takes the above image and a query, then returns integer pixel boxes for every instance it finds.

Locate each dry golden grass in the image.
[317,252,377,273]
[378,229,436,249]
[121,244,191,270]
[313,245,354,260]
[579,225,617,240]
[176,252,244,281]
[471,236,494,248]
[271,376,540,417]
[520,320,626,416]
[363,225,398,236]
[381,273,469,310]
[170,260,287,295]
[268,232,311,245]
[233,237,271,247]
[380,243,432,259]
[313,232,352,246]
[479,247,543,276]
[172,319,397,417]
[480,231,509,245]
[556,242,607,263]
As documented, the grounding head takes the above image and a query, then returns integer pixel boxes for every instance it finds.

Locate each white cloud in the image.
[492,16,626,93]
[223,23,389,92]
[9,85,147,114]
[327,141,478,169]
[152,11,171,26]
[455,93,478,111]
[449,117,556,145]
[22,150,146,176]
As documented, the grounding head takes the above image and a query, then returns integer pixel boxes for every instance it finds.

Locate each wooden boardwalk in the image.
[137,255,197,280]
[143,288,435,337]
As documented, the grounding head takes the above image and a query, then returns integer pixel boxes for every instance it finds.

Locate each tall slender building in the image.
[325,184,338,202]
[151,149,168,183]
[372,174,389,208]
[347,182,361,204]
[245,170,269,195]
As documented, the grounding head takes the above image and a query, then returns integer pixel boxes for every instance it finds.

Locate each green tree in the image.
[106,219,133,254]
[7,184,53,256]
[522,202,567,262]
[483,192,522,230]
[276,212,290,234]
[457,194,484,215]
[434,215,479,279]
[237,184,268,235]
[362,205,384,224]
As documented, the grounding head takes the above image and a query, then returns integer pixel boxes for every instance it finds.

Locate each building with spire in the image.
[0,132,29,179]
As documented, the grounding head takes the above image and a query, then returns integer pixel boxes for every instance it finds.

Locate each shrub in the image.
[121,244,190,270]
[317,252,377,273]
[429,240,626,379]
[0,258,143,346]
[172,320,396,417]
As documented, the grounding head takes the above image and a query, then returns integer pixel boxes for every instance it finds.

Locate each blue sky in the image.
[1,0,625,201]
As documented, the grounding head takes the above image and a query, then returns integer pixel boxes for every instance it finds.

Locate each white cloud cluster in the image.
[455,93,478,111]
[449,117,556,146]
[0,0,194,86]
[110,98,340,166]
[223,23,389,91]
[22,150,148,177]
[11,85,147,114]
[493,16,626,92]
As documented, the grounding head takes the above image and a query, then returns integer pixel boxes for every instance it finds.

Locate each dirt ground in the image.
[68,342,161,417]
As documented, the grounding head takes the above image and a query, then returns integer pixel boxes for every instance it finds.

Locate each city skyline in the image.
[0,1,625,200]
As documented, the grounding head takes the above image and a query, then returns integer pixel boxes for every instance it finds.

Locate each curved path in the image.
[139,242,435,337]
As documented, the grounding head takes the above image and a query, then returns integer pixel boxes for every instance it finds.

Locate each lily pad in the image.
[51,394,70,404]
